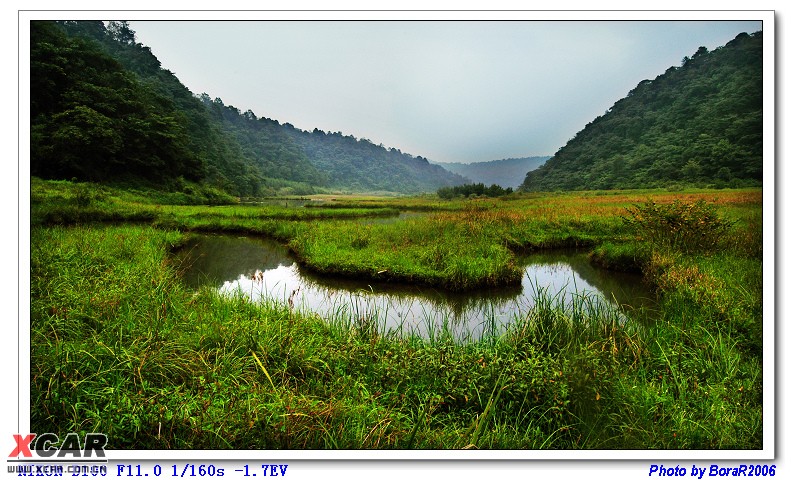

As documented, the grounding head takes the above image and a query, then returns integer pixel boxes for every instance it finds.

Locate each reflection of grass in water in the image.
[174,234,295,288]
[189,232,656,342]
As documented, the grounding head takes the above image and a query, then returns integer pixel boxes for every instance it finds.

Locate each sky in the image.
[130,19,762,164]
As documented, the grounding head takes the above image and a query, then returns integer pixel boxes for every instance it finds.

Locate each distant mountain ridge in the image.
[434,156,549,188]
[521,31,762,191]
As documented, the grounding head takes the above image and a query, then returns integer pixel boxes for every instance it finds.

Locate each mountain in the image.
[434,157,549,189]
[520,31,762,191]
[284,127,467,193]
[30,21,465,196]
[31,21,207,185]
[197,96,329,189]
[205,99,467,194]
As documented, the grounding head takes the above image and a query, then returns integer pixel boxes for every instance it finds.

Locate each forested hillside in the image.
[521,31,762,191]
[198,96,328,188]
[284,127,467,193]
[30,21,464,196]
[436,156,549,189]
[31,21,274,195]
[206,100,467,194]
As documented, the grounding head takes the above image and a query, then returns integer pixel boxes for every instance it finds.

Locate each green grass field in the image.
[29,179,764,449]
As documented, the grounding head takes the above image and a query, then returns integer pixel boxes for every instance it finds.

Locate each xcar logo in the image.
[9,433,107,459]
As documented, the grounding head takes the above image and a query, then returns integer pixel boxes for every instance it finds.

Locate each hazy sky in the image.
[130,20,762,164]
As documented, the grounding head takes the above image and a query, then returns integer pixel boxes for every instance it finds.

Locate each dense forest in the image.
[30,21,465,196]
[31,21,270,195]
[521,31,763,191]
[436,156,549,189]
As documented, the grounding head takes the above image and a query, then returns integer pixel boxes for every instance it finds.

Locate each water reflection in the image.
[176,234,656,340]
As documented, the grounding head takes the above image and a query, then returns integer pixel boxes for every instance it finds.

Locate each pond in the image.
[175,234,656,340]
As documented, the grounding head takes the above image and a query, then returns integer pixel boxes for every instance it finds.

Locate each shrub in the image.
[623,199,734,253]
[73,182,106,207]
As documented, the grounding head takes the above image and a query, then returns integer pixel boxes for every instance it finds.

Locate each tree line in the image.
[437,183,514,199]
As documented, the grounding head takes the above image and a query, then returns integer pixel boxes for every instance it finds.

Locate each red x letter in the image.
[9,434,36,457]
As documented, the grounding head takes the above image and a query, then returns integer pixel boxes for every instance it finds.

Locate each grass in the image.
[28,226,614,448]
[28,179,764,449]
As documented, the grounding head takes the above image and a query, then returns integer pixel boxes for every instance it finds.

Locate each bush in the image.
[72,182,107,207]
[623,199,734,253]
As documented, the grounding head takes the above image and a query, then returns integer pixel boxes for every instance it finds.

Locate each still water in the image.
[176,234,656,340]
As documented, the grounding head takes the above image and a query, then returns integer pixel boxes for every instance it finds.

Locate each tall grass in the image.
[287,215,523,291]
[29,185,764,449]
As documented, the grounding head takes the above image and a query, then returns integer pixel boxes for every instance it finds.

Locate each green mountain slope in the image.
[521,31,762,191]
[283,127,467,193]
[31,21,465,196]
[205,101,467,194]
[435,156,549,189]
[33,21,287,196]
[31,21,205,185]
[198,96,328,188]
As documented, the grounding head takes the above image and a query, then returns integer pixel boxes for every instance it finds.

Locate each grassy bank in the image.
[29,181,764,449]
[31,178,761,292]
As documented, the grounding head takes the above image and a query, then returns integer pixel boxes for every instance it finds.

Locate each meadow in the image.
[29,179,763,449]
